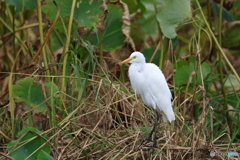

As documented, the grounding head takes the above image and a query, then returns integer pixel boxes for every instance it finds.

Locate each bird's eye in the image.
[133,56,136,59]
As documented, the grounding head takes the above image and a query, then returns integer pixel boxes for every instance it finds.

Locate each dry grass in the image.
[1,62,239,160]
[0,1,240,159]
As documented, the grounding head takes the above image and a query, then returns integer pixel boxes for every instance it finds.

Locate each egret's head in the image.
[121,51,146,64]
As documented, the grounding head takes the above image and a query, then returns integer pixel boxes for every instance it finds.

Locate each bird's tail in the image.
[161,111,175,123]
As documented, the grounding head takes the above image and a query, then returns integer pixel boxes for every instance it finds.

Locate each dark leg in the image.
[143,109,159,148]
[138,109,160,152]
[152,109,159,147]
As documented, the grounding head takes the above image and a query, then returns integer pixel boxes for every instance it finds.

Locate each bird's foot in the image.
[139,138,157,151]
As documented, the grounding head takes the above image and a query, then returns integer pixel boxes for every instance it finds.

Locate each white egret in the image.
[121,51,175,147]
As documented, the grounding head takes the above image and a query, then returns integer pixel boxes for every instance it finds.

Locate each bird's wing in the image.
[144,64,175,122]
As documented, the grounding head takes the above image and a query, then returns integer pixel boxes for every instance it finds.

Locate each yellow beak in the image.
[120,57,134,64]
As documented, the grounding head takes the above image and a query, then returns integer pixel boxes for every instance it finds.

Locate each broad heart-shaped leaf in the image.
[138,0,161,36]
[156,0,192,39]
[12,77,59,112]
[12,77,45,112]
[139,0,191,38]
[174,61,211,86]
[42,0,104,33]
[5,0,37,12]
[87,3,125,50]
[101,3,125,50]
[42,0,75,34]
[42,0,72,21]
[7,127,51,160]
[74,0,104,28]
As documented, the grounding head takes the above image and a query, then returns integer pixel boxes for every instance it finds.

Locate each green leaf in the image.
[226,92,240,108]
[5,0,37,12]
[141,47,161,65]
[42,0,104,33]
[12,77,45,112]
[212,1,234,22]
[101,3,125,50]
[44,82,59,99]
[222,21,240,49]
[174,63,193,86]
[174,61,211,86]
[74,0,104,28]
[224,74,240,92]
[42,0,73,34]
[139,0,191,38]
[49,31,66,51]
[138,0,159,36]
[156,0,192,39]
[12,77,59,112]
[7,127,50,160]
[42,0,72,22]
[174,58,189,69]
[87,3,125,50]
[37,150,54,160]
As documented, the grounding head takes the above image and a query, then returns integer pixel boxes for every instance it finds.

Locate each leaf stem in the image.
[61,0,76,93]
[152,0,164,69]
[195,0,240,83]
[218,0,227,102]
[37,0,50,81]
[8,73,15,137]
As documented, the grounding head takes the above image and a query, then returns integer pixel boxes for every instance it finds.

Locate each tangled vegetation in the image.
[0,0,240,159]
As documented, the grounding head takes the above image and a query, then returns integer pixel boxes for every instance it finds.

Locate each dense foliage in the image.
[0,0,240,159]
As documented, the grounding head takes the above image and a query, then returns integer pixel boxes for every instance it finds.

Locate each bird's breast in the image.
[128,64,146,94]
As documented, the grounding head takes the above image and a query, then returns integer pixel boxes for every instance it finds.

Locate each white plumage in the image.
[121,51,175,123]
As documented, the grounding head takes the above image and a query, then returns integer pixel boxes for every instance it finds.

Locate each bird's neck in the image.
[131,63,145,72]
